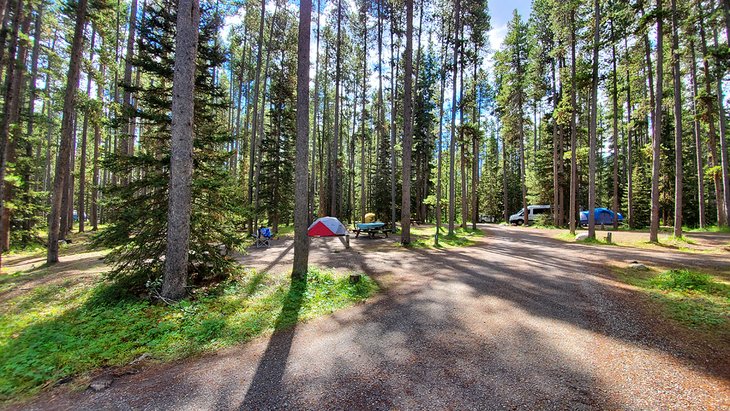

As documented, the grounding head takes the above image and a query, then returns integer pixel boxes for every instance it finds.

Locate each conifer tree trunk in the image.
[92,63,105,231]
[359,0,366,223]
[0,1,31,252]
[435,17,450,246]
[247,0,267,232]
[689,39,705,228]
[389,13,398,229]
[161,0,200,300]
[625,41,634,229]
[48,0,87,263]
[310,0,320,221]
[448,0,460,236]
[459,26,468,229]
[552,56,560,227]
[671,0,683,237]
[587,0,599,240]
[611,16,619,230]
[569,10,578,235]
[26,0,43,192]
[401,0,413,245]
[331,0,342,218]
[697,1,725,226]
[120,0,137,160]
[649,0,663,243]
[42,35,56,194]
[712,27,730,228]
[78,31,95,233]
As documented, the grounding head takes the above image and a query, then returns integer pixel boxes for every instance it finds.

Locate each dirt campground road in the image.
[24,225,730,410]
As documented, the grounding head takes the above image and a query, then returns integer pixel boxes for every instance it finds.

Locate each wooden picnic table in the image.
[353,222,390,238]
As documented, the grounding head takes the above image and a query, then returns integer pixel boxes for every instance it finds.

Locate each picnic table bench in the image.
[353,222,390,238]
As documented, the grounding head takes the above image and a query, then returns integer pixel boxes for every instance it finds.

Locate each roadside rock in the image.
[88,375,113,392]
[628,261,648,270]
[575,233,589,241]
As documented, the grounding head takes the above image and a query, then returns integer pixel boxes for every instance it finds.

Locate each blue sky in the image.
[488,0,533,51]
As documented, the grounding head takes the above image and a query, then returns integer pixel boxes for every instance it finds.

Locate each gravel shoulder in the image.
[17,225,730,410]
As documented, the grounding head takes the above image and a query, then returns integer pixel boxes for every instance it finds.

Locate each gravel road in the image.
[22,225,730,410]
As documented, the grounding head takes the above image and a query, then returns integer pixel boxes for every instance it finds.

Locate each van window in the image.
[533,208,549,215]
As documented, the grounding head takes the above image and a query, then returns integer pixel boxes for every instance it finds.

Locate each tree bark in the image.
[611,13,619,230]
[389,11,398,229]
[697,0,724,226]
[48,0,87,263]
[625,39,634,229]
[448,0,460,236]
[120,0,138,161]
[671,0,683,237]
[569,10,578,235]
[331,0,342,218]
[713,27,730,227]
[91,63,105,231]
[359,0,367,223]
[587,0,599,239]
[689,39,705,228]
[401,0,413,245]
[435,16,450,246]
[649,0,663,243]
[78,31,96,233]
[292,0,311,277]
[161,0,200,300]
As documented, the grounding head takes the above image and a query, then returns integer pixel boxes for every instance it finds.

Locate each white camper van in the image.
[509,205,551,225]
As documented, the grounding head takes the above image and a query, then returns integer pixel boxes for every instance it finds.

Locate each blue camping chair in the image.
[254,227,273,248]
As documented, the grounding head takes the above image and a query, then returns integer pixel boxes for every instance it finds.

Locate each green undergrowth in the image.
[0,266,377,402]
[407,226,484,249]
[555,232,617,246]
[617,268,729,330]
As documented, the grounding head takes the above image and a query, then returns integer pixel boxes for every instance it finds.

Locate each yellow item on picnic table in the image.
[364,213,376,223]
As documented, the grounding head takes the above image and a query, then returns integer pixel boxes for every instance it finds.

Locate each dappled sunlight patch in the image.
[615,267,729,331]
[0,265,378,402]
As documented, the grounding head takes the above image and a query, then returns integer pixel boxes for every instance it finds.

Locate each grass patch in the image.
[555,232,617,246]
[684,225,730,233]
[0,266,377,402]
[617,268,729,330]
[407,226,483,249]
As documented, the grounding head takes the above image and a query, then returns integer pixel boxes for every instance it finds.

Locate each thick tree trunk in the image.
[0,2,31,252]
[448,0,460,236]
[435,17,450,246]
[331,0,342,218]
[569,11,578,235]
[649,0,663,243]
[401,0,413,245]
[689,40,705,228]
[161,0,200,300]
[626,41,634,229]
[78,31,95,233]
[587,0,599,239]
[310,0,320,221]
[247,0,267,232]
[48,0,87,263]
[611,20,619,230]
[713,27,730,227]
[697,1,725,226]
[359,1,366,223]
[389,14,398,229]
[91,63,105,231]
[671,0,683,237]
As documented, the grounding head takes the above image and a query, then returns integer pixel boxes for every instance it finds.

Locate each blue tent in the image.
[580,208,624,225]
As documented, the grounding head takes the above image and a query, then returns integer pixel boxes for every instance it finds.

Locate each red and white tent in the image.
[308,217,348,237]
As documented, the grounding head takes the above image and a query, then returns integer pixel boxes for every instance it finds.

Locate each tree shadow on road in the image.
[239,273,308,409]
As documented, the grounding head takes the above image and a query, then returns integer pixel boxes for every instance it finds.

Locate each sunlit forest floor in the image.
[0,231,377,402]
[2,224,729,407]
